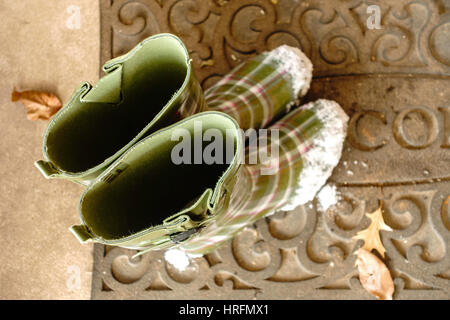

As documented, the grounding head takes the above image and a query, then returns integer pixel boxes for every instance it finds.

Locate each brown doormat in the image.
[92,0,450,299]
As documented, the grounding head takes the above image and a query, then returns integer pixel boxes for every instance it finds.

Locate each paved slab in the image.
[0,0,99,299]
[93,0,450,299]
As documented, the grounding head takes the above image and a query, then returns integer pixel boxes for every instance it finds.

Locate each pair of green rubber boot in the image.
[36,33,348,257]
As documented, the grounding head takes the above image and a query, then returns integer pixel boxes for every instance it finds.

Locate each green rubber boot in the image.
[69,112,243,250]
[70,100,348,257]
[35,34,205,185]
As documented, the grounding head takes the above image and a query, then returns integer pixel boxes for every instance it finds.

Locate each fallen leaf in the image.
[356,248,394,300]
[11,88,62,120]
[353,203,395,299]
[353,204,392,257]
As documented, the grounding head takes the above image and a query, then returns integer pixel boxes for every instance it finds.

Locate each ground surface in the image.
[0,0,99,299]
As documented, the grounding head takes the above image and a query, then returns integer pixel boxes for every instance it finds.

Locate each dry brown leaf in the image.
[356,248,394,300]
[11,88,62,120]
[353,204,394,299]
[353,205,392,257]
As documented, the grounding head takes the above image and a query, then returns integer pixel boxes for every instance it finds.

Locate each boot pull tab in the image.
[70,225,94,243]
[170,227,201,244]
[35,160,59,178]
[132,228,200,260]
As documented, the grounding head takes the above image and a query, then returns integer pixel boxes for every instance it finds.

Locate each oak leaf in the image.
[353,204,394,300]
[356,248,394,300]
[353,205,392,257]
[11,88,62,120]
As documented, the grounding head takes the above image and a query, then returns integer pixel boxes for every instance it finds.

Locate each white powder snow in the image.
[267,45,313,98]
[280,99,348,211]
[164,248,190,272]
[317,184,340,212]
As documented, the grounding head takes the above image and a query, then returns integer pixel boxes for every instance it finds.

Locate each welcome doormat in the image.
[92,0,450,299]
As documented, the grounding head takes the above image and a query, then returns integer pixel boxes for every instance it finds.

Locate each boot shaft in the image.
[70,111,244,250]
[36,34,205,184]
